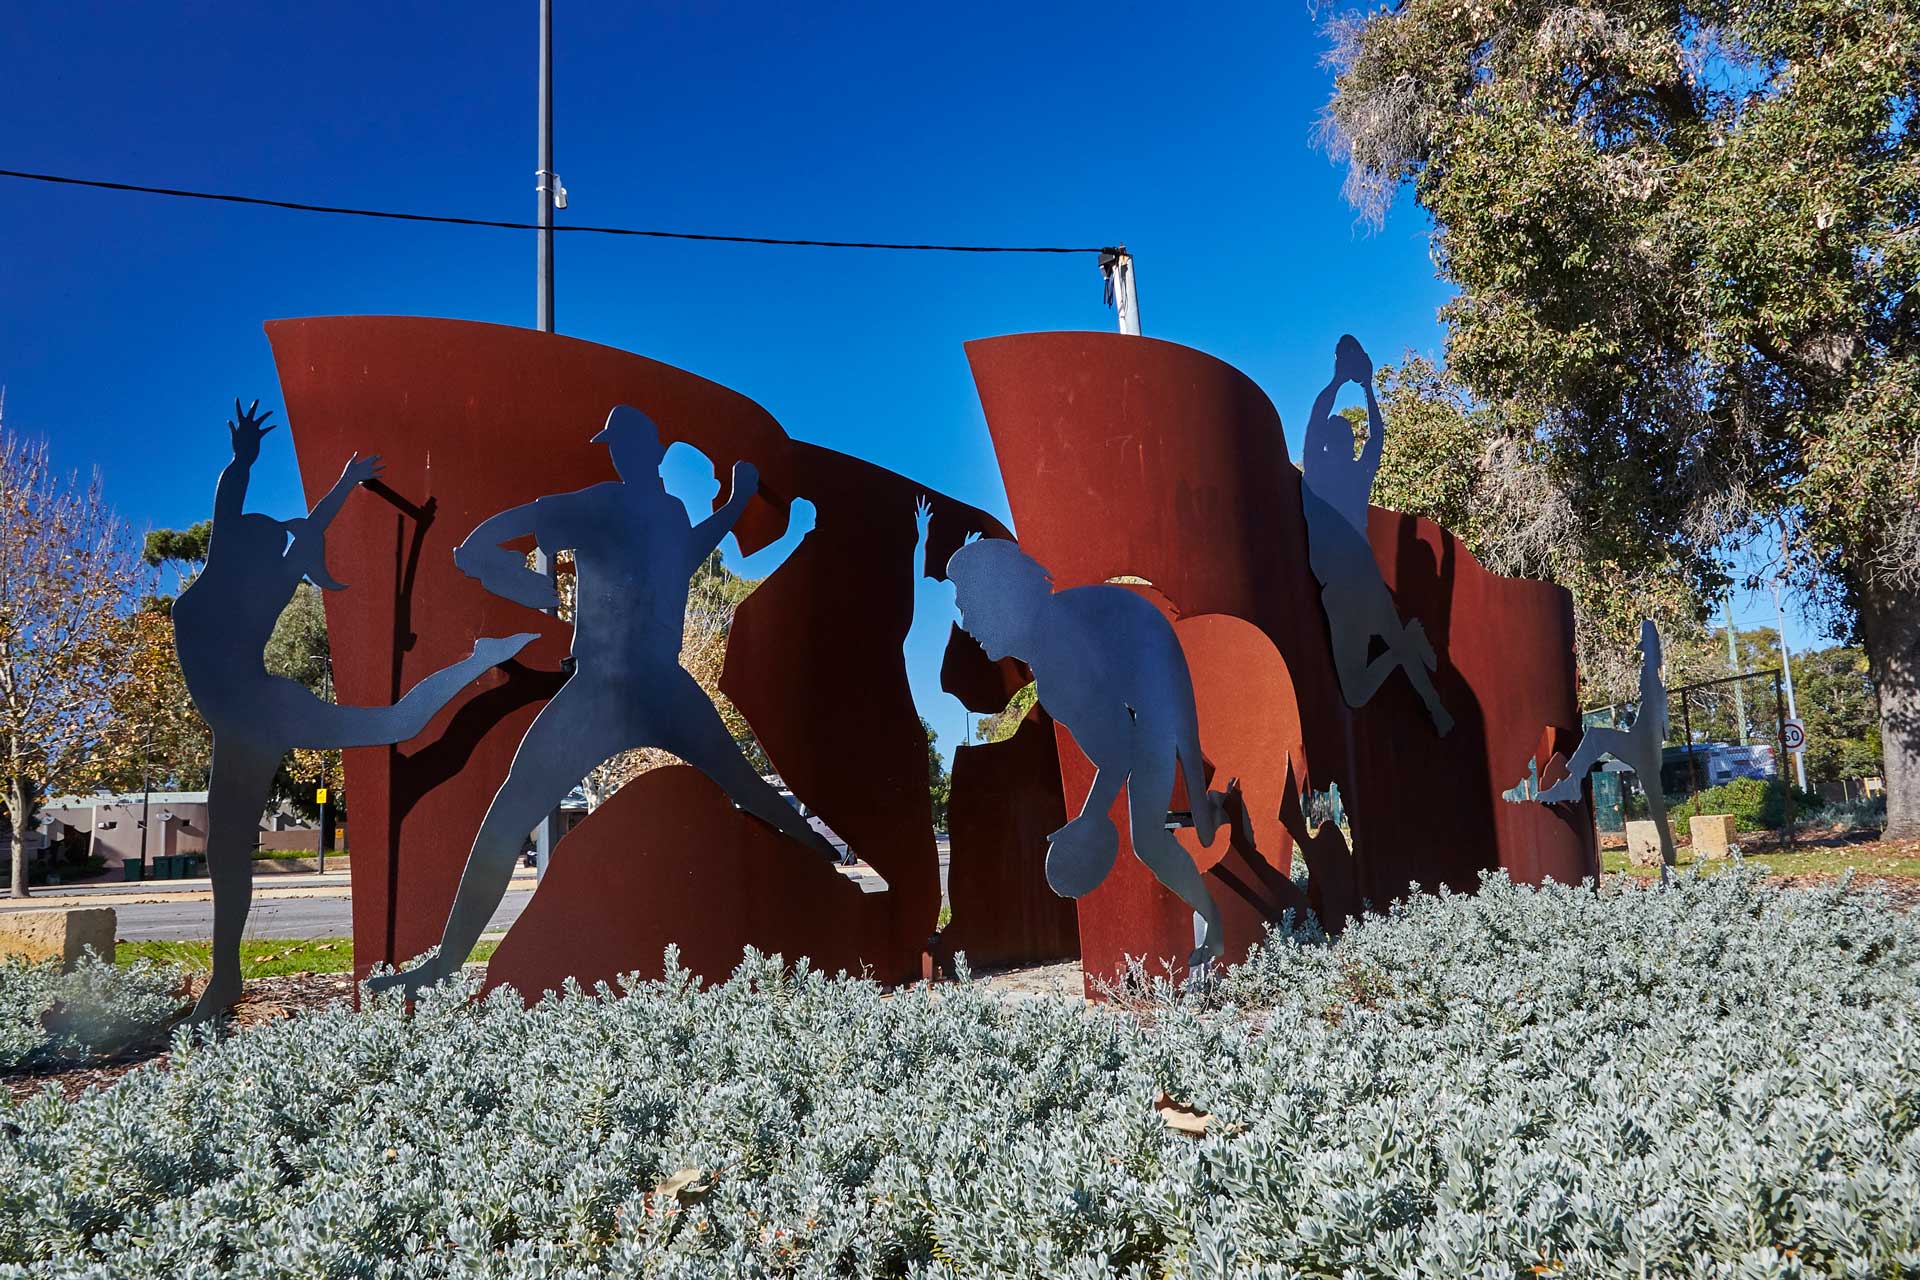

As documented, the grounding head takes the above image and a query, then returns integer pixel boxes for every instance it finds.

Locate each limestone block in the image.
[1689,813,1738,860]
[0,907,116,969]
[1625,820,1666,868]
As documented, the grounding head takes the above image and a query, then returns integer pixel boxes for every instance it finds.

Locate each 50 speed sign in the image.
[1782,718,1808,751]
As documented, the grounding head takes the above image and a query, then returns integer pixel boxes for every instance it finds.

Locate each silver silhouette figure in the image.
[1300,336,1453,735]
[946,538,1231,971]
[369,405,843,997]
[174,400,535,1021]
[1533,619,1675,864]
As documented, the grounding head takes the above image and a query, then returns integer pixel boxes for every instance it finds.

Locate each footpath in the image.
[0,866,541,913]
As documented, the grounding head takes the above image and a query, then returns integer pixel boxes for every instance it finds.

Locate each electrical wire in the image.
[0,167,1116,256]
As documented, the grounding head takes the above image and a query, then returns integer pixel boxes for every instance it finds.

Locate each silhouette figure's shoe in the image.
[472,632,539,669]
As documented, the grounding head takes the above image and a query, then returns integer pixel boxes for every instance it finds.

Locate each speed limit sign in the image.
[1782,718,1808,751]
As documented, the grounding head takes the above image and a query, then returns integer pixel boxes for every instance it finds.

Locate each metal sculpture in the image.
[1528,620,1675,863]
[1300,336,1452,735]
[966,330,1592,986]
[173,400,535,1020]
[945,538,1232,971]
[369,405,846,997]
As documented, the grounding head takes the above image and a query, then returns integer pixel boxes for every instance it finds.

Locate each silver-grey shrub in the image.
[2,870,1917,1278]
[0,952,184,1072]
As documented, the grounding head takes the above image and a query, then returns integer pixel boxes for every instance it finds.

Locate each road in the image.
[100,888,538,942]
[0,843,946,942]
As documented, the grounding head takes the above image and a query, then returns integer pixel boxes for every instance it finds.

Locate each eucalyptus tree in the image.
[1322,0,1920,834]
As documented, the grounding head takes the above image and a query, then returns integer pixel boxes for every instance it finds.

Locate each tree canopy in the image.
[1323,0,1920,833]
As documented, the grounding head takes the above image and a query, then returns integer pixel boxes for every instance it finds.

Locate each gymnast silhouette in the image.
[174,400,535,1021]
[1300,336,1453,735]
[946,538,1233,971]
[370,405,843,996]
[1533,619,1675,864]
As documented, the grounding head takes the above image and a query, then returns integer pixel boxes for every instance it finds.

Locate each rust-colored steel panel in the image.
[965,332,1595,989]
[935,710,1078,973]
[267,316,1047,991]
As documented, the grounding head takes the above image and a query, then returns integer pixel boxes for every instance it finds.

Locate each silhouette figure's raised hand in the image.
[728,460,759,504]
[228,398,276,461]
[1333,334,1372,388]
[339,453,384,487]
[914,494,933,541]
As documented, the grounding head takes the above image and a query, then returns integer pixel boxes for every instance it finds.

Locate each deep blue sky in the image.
[0,1,1813,760]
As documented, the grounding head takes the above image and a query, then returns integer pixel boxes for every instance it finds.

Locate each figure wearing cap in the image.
[371,405,843,997]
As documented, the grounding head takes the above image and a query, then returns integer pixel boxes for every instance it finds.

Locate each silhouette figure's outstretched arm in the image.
[691,460,758,555]
[304,453,383,537]
[286,454,385,592]
[211,399,275,549]
[454,502,556,612]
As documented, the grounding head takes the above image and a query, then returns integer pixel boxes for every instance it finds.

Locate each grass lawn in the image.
[1601,833,1920,879]
[116,938,500,978]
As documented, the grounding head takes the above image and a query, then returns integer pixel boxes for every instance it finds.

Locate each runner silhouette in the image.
[370,405,842,996]
[174,400,535,1021]
[1300,335,1453,735]
[1533,620,1675,864]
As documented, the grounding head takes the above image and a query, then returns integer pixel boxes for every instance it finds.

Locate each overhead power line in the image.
[0,167,1115,256]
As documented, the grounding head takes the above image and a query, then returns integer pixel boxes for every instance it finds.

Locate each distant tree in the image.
[1790,646,1884,785]
[1359,368,1722,703]
[974,682,1037,746]
[0,426,143,895]
[141,521,210,570]
[924,719,950,831]
[1322,0,1920,833]
[92,604,212,794]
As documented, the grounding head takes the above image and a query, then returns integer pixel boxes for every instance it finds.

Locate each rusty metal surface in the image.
[267,316,1052,992]
[965,331,1595,989]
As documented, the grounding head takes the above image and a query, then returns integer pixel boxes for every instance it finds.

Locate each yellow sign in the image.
[315,788,329,805]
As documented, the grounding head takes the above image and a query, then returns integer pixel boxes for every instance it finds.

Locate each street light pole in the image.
[536,0,555,334]
[530,0,563,879]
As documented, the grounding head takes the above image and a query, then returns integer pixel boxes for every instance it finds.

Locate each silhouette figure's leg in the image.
[1537,726,1634,804]
[1390,629,1454,735]
[368,685,620,995]
[1617,733,1678,867]
[191,736,284,1021]
[278,633,537,750]
[1126,726,1223,974]
[654,667,841,862]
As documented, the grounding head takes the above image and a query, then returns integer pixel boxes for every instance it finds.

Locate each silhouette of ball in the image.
[1045,813,1120,898]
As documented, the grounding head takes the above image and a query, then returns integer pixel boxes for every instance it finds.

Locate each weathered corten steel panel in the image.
[965,331,1594,991]
[267,316,1067,992]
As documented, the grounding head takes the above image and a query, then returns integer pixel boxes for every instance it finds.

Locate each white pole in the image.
[1724,593,1747,744]
[1115,253,1140,336]
[1772,578,1808,790]
[1100,249,1141,336]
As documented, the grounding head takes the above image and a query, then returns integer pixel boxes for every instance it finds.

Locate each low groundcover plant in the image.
[1,869,1916,1278]
[0,952,185,1074]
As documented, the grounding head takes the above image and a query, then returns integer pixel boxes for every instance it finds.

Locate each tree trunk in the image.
[8,774,31,898]
[1859,580,1920,840]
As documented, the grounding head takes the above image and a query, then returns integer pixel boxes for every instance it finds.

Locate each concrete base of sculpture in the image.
[1689,814,1738,860]
[0,907,115,968]
[1625,821,1665,868]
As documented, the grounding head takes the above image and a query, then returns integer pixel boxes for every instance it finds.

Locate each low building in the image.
[40,791,211,874]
